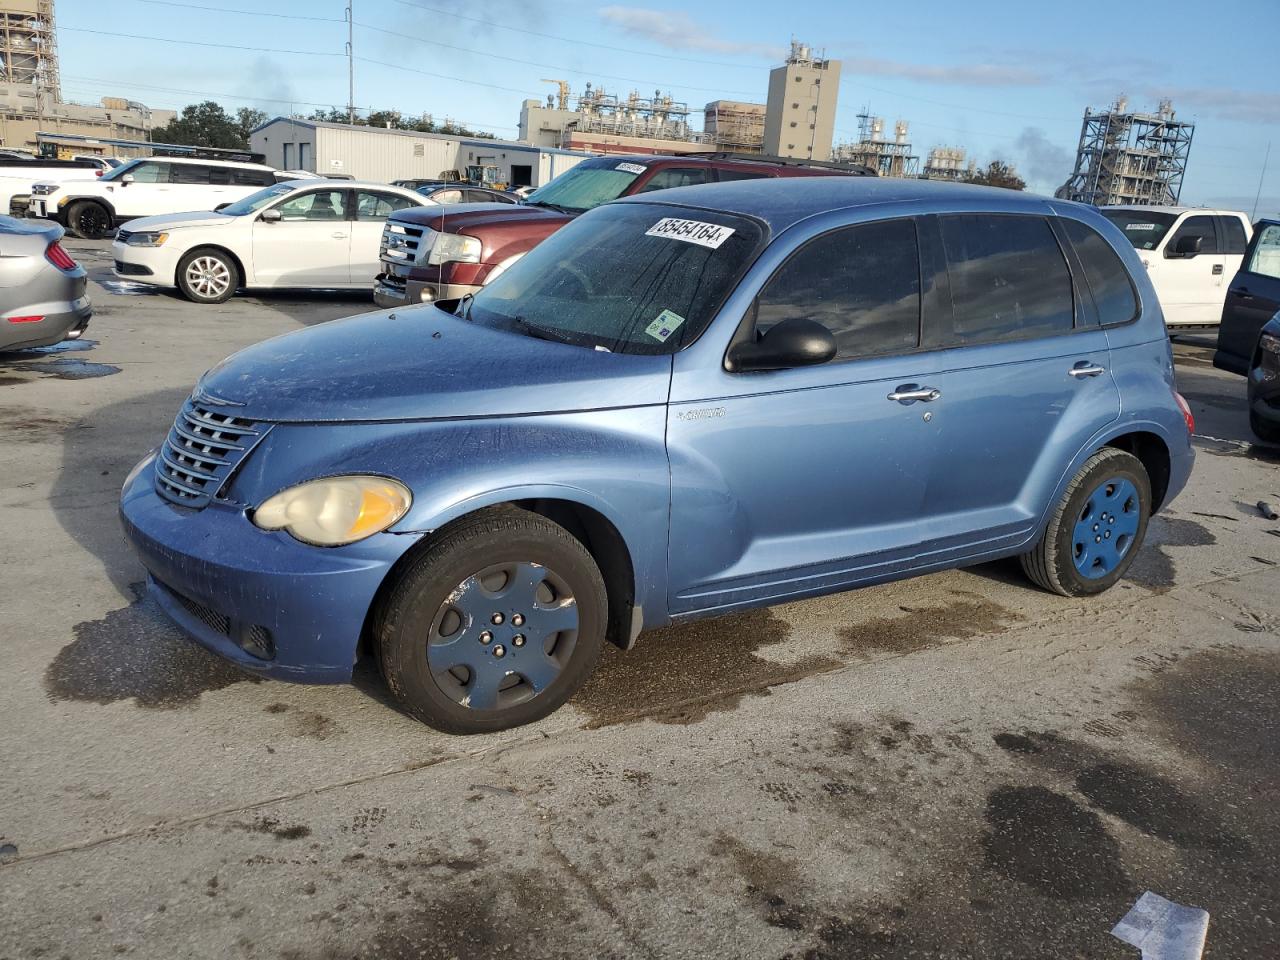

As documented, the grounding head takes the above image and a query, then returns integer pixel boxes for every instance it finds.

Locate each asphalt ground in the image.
[1,240,1277,959]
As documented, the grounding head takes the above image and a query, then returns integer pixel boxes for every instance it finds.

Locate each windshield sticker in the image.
[645,218,736,249]
[1125,223,1158,230]
[645,309,686,342]
[616,162,647,175]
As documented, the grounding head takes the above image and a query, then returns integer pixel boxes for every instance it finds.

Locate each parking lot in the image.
[2,238,1277,958]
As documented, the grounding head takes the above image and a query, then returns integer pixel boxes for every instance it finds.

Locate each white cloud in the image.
[598,6,782,59]
[1141,86,1280,125]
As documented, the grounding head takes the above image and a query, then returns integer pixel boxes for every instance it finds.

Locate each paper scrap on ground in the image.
[1111,891,1209,960]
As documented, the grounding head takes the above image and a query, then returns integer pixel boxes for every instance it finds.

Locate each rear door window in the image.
[1221,217,1249,255]
[355,190,416,220]
[636,167,711,193]
[1061,219,1139,326]
[938,214,1075,345]
[1168,215,1219,255]
[170,165,214,185]
[716,168,773,182]
[755,218,921,360]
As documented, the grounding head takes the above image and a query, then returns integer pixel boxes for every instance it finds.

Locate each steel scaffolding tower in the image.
[1056,97,1194,206]
[832,113,919,178]
[0,1,60,102]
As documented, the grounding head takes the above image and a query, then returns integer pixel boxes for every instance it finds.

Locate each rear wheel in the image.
[1249,409,1280,444]
[66,200,112,240]
[1021,448,1151,597]
[375,509,608,734]
[177,248,239,304]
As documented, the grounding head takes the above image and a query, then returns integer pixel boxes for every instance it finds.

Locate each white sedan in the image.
[110,180,431,303]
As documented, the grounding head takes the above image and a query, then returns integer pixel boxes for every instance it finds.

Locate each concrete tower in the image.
[763,40,840,161]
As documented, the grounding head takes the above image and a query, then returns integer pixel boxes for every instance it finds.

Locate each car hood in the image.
[117,211,234,232]
[393,203,572,233]
[194,305,672,424]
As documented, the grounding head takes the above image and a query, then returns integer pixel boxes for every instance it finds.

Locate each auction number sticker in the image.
[1125,223,1157,231]
[645,309,686,342]
[645,217,736,249]
[616,162,647,174]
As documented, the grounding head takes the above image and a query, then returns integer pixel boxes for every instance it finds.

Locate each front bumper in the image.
[119,454,424,683]
[373,271,480,309]
[27,197,62,223]
[1248,346,1280,429]
[110,240,176,287]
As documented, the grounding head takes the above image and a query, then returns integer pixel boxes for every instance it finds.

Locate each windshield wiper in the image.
[524,200,576,215]
[511,316,574,344]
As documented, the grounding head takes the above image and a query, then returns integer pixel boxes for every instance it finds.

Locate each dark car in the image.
[121,178,1192,734]
[1244,314,1280,442]
[417,184,518,206]
[374,153,875,308]
[1212,219,1280,440]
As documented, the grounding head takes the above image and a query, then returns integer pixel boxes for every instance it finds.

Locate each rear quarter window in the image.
[1061,219,1139,326]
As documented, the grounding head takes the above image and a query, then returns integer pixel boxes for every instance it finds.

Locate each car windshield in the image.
[467,201,765,355]
[98,159,144,182]
[219,183,299,217]
[522,159,647,214]
[1101,210,1179,251]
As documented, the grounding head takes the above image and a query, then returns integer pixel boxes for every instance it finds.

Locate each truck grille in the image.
[154,401,262,508]
[381,220,431,264]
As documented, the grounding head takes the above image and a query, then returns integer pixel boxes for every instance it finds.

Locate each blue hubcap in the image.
[427,561,579,711]
[1072,477,1140,578]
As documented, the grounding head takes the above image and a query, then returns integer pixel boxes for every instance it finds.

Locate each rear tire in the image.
[1021,448,1151,597]
[374,508,608,734]
[66,200,112,240]
[176,248,239,304]
[1249,409,1280,444]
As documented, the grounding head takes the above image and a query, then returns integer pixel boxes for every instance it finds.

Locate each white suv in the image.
[29,157,288,240]
[1100,206,1253,328]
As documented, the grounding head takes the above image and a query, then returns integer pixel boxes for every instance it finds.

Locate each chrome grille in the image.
[381,220,430,264]
[154,401,261,508]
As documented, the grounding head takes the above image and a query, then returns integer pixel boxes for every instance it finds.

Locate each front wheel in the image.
[374,509,608,734]
[1021,448,1151,597]
[66,200,112,239]
[177,248,239,304]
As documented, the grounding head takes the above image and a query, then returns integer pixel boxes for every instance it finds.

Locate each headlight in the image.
[1261,332,1280,356]
[427,232,481,266]
[125,231,168,247]
[252,476,412,546]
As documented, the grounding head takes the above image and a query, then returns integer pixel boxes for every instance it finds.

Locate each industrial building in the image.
[921,146,972,181]
[0,0,171,155]
[703,100,767,153]
[1056,97,1194,206]
[833,114,920,178]
[762,41,840,161]
[250,117,590,187]
[518,83,707,157]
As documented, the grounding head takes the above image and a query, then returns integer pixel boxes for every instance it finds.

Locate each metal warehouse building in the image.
[250,118,591,187]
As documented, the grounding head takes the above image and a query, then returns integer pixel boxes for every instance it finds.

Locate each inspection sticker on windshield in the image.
[616,162,647,175]
[645,309,686,342]
[1126,223,1157,231]
[646,218,736,249]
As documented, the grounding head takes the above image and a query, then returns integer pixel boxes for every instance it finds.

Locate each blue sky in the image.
[57,0,1279,212]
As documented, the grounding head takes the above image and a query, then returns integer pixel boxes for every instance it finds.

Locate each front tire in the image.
[374,509,608,734]
[1021,448,1151,597]
[1249,409,1280,444]
[177,248,239,304]
[66,200,112,239]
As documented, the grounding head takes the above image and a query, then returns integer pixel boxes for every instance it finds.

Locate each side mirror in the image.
[1168,234,1202,258]
[120,174,134,186]
[214,202,230,212]
[726,317,837,372]
[259,208,282,223]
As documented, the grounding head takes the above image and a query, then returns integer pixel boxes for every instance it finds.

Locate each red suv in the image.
[373,153,873,308]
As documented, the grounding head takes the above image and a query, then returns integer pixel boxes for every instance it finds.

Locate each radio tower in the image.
[0,1,61,104]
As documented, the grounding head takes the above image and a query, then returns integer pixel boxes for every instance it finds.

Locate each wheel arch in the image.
[63,195,117,234]
[175,244,247,290]
[1102,430,1171,511]
[362,494,640,662]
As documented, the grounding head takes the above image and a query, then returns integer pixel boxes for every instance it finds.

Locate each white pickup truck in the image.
[1100,206,1253,329]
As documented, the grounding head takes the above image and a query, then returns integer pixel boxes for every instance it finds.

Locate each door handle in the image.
[1069,362,1106,378]
[1212,264,1224,275]
[887,384,941,403]
[332,231,349,239]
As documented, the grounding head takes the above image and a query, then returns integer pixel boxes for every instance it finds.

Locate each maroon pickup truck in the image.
[373,153,873,308]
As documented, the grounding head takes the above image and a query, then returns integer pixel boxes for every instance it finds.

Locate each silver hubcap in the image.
[186,257,231,299]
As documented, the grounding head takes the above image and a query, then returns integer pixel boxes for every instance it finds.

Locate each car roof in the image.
[144,157,275,171]
[613,176,1060,233]
[279,179,421,193]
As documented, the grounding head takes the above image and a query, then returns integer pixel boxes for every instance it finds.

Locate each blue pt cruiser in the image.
[120,178,1194,733]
